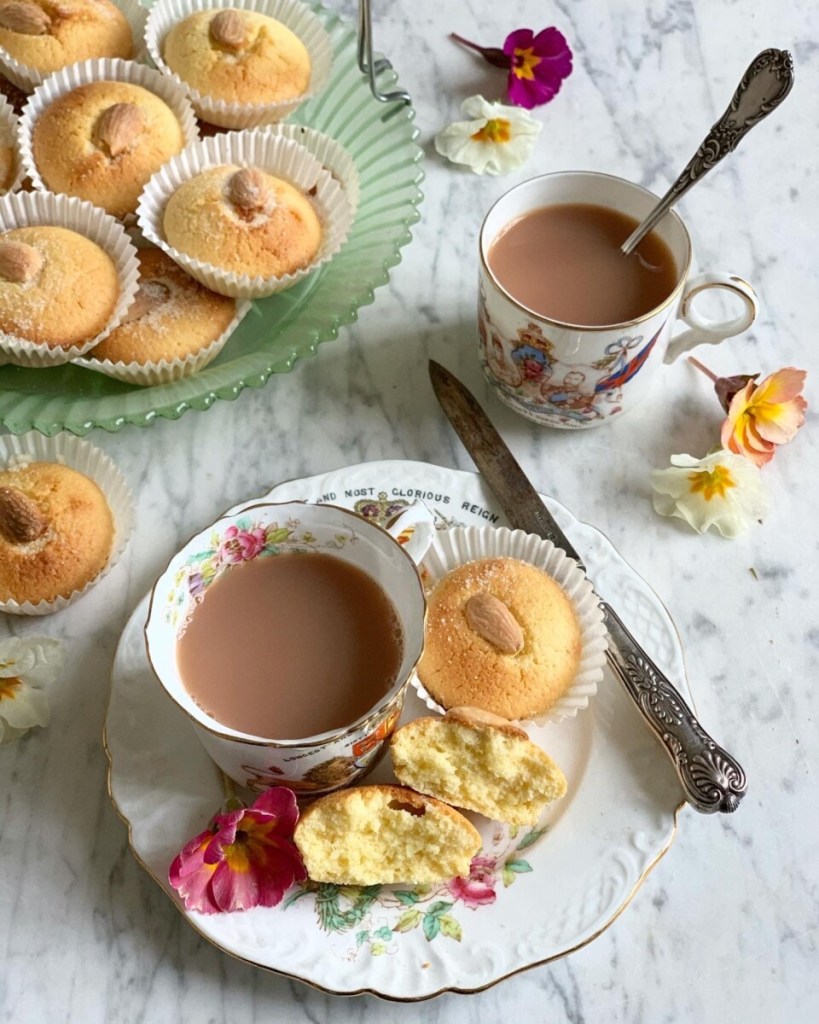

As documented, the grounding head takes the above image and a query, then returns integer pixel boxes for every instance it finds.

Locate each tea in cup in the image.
[145,500,434,794]
[479,171,758,428]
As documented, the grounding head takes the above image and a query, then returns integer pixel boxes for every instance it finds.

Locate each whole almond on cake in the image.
[418,557,582,720]
[0,462,114,604]
[163,165,321,279]
[0,226,119,348]
[32,80,185,219]
[0,0,132,76]
[162,8,311,106]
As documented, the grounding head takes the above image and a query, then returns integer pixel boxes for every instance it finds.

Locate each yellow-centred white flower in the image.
[434,95,541,175]
[651,450,768,538]
[0,637,64,745]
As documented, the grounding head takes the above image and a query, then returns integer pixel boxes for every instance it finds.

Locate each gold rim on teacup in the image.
[144,499,428,750]
[479,170,694,333]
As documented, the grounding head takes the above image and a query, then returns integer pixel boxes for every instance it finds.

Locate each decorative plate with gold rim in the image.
[104,461,689,1000]
[0,1,422,435]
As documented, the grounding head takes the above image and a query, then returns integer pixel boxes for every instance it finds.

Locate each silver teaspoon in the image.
[621,48,794,255]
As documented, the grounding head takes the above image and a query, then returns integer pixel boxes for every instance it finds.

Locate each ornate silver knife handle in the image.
[428,359,749,817]
[622,48,794,254]
[602,602,747,813]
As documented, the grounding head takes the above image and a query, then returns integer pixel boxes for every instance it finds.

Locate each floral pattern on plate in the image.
[106,460,689,1000]
[284,823,547,957]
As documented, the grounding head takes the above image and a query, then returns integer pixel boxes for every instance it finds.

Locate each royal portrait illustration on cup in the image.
[478,171,759,429]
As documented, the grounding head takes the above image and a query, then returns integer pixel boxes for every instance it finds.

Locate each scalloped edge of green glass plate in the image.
[0,4,424,435]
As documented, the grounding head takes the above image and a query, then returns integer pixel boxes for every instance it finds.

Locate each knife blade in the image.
[429,359,747,814]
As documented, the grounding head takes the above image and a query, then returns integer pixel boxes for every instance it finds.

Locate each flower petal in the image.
[752,367,807,405]
[720,367,807,461]
[169,787,304,914]
[651,450,768,537]
[168,831,221,913]
[0,684,49,729]
[251,786,300,833]
[435,97,541,175]
[532,26,573,63]
[507,74,559,109]
[503,27,535,55]
[210,857,260,912]
[0,721,31,746]
[750,396,807,445]
[0,637,64,685]
[502,26,572,107]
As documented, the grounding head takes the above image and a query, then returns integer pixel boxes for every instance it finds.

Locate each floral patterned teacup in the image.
[145,500,434,794]
[479,171,759,429]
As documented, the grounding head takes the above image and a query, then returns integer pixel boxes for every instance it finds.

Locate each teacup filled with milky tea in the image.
[478,171,758,429]
[145,500,433,794]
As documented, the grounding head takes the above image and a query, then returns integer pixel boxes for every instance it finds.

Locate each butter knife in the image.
[429,360,747,814]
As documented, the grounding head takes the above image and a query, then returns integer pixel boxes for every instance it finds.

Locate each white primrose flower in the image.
[651,450,769,539]
[0,637,64,745]
[434,95,542,176]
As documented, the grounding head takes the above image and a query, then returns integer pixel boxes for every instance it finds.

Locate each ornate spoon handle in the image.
[622,48,794,254]
[602,602,748,812]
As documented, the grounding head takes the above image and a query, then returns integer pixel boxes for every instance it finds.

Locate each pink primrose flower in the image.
[169,788,306,914]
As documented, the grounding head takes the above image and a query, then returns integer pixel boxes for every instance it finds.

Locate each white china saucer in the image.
[104,460,689,1000]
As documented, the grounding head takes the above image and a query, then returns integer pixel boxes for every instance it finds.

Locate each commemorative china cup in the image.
[478,171,759,429]
[145,500,434,794]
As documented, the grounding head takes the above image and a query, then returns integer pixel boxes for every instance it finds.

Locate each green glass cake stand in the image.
[0,4,423,434]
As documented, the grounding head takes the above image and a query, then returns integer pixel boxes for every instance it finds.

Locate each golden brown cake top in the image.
[0,461,114,604]
[162,8,310,106]
[162,165,322,279]
[90,247,236,364]
[31,80,185,218]
[417,556,582,720]
[0,225,119,348]
[0,0,132,74]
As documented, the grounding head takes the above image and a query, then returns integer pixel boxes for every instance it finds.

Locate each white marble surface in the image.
[2,0,818,1019]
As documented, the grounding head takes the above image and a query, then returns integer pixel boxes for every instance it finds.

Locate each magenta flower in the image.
[451,27,573,109]
[169,788,307,914]
[447,855,497,908]
[218,524,267,564]
[504,28,573,108]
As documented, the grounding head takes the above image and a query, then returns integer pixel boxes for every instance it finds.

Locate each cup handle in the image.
[384,501,436,565]
[664,272,758,364]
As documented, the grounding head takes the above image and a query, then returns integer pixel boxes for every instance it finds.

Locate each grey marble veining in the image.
[2,0,818,1020]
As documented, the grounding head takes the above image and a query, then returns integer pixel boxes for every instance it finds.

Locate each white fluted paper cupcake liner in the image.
[136,128,354,299]
[145,0,333,129]
[18,58,200,218]
[0,0,149,93]
[0,190,140,367]
[0,432,135,616]
[0,94,25,195]
[73,296,252,385]
[263,123,360,219]
[413,526,609,726]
